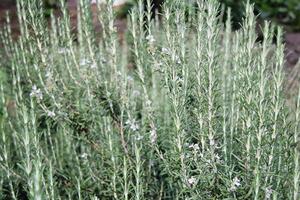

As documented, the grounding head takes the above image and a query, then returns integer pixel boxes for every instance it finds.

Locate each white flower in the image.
[45,70,52,78]
[58,47,69,54]
[0,155,3,161]
[80,153,88,159]
[30,85,43,100]
[146,99,152,106]
[149,159,154,167]
[176,58,181,64]
[187,176,197,187]
[175,76,183,83]
[130,123,139,131]
[162,47,170,55]
[126,119,139,131]
[155,62,163,69]
[91,63,97,69]
[209,139,215,146]
[135,134,143,141]
[146,35,155,43]
[127,75,134,82]
[150,128,157,144]
[80,58,91,66]
[101,58,107,64]
[132,90,140,97]
[47,110,56,118]
[116,71,122,77]
[189,143,200,151]
[58,111,68,118]
[233,177,241,187]
[215,153,223,164]
[265,187,273,199]
[230,177,241,192]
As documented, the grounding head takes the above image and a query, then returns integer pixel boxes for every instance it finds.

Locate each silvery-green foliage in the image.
[0,0,299,199]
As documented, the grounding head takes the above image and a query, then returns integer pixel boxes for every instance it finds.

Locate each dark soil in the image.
[0,0,299,67]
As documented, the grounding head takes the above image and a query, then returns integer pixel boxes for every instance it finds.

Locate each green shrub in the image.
[254,0,300,21]
[221,0,300,30]
[0,0,299,199]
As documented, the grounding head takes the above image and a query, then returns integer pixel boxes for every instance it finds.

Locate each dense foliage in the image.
[43,0,300,29]
[221,0,300,29]
[0,0,299,199]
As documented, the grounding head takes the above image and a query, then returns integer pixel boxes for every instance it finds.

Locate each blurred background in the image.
[0,0,299,67]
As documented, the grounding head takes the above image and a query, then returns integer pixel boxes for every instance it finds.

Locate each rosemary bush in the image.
[0,0,299,199]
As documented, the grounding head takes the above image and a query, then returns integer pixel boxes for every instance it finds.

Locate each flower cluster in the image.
[229,177,241,192]
[47,110,56,118]
[189,143,200,152]
[150,128,157,144]
[187,176,197,188]
[30,85,43,100]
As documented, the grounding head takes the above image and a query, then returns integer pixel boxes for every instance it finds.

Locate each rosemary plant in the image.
[0,0,299,199]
